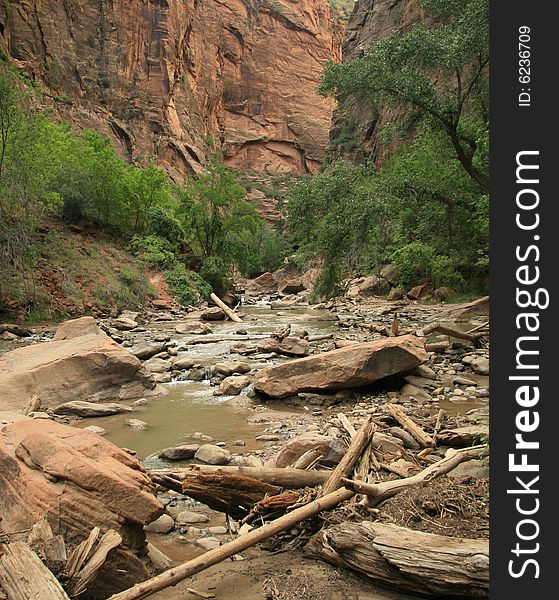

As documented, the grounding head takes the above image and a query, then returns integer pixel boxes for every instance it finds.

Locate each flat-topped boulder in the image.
[0,419,163,596]
[0,317,162,412]
[52,401,134,418]
[253,335,428,398]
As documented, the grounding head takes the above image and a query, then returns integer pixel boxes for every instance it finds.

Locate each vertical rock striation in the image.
[0,0,342,176]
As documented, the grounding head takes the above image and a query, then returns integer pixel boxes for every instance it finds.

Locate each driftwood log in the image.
[384,404,434,447]
[210,293,243,323]
[419,322,484,343]
[0,541,70,600]
[306,522,488,598]
[149,465,331,488]
[320,416,375,496]
[108,487,355,600]
[181,472,281,519]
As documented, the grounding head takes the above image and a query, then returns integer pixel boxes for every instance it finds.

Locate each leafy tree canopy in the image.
[320,0,489,190]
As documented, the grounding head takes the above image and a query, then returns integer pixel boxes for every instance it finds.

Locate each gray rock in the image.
[112,317,138,331]
[175,322,213,335]
[471,357,489,375]
[195,444,232,465]
[176,511,210,525]
[195,537,220,550]
[171,357,197,371]
[159,445,200,461]
[124,418,150,430]
[143,357,172,373]
[145,514,175,533]
[53,401,134,418]
[83,425,107,435]
[207,526,227,535]
[188,367,206,381]
[190,432,215,442]
[400,383,431,401]
[132,342,166,361]
[154,372,172,383]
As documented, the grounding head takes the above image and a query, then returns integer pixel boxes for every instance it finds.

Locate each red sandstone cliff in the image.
[0,0,342,177]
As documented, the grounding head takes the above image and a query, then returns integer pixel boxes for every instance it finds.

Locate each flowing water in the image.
[83,303,338,462]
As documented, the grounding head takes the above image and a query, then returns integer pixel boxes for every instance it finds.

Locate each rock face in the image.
[329,0,423,164]
[253,334,428,398]
[0,317,161,412]
[0,419,164,597]
[0,0,342,177]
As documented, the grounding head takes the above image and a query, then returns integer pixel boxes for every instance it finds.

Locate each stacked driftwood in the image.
[0,519,122,599]
[137,408,489,600]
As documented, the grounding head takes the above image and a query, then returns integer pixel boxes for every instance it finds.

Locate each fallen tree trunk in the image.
[148,465,331,488]
[108,487,355,600]
[181,472,281,519]
[210,293,243,323]
[419,322,483,343]
[306,521,488,598]
[342,445,487,507]
[0,541,70,600]
[321,416,375,496]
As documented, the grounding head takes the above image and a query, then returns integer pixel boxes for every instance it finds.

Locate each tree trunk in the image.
[181,472,281,519]
[0,541,70,600]
[210,293,242,323]
[149,465,331,488]
[306,521,488,598]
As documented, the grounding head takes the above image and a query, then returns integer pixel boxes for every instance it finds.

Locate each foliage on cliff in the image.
[0,65,287,314]
[288,0,489,297]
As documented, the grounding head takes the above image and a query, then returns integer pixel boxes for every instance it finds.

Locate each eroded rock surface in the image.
[253,334,428,398]
[0,317,161,412]
[0,419,164,597]
[0,0,341,177]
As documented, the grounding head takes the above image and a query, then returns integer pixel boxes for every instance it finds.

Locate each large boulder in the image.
[0,317,161,412]
[0,419,163,596]
[279,278,306,295]
[53,401,134,418]
[253,335,428,398]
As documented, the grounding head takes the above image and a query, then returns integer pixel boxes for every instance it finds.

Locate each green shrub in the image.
[200,256,229,296]
[129,235,176,269]
[147,206,184,245]
[165,263,212,306]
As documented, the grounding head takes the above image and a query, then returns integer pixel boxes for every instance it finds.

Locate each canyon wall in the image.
[328,0,422,164]
[1,0,342,177]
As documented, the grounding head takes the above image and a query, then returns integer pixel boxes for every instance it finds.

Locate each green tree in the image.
[287,161,391,297]
[320,0,489,190]
[176,158,261,291]
[125,163,172,234]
